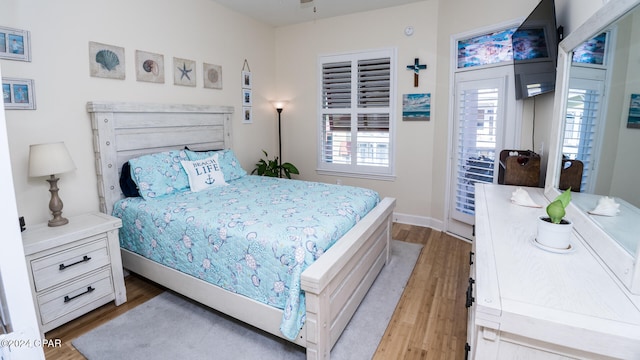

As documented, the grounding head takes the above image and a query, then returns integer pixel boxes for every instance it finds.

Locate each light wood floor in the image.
[44,224,471,359]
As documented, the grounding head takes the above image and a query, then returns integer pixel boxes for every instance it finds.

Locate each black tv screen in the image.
[513,0,559,99]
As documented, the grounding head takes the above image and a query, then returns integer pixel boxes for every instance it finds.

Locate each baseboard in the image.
[392,212,443,232]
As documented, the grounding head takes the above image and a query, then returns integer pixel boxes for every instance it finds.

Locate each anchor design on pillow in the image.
[205,174,215,185]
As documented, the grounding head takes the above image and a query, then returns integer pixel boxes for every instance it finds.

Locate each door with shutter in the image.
[447,67,517,239]
[562,66,606,193]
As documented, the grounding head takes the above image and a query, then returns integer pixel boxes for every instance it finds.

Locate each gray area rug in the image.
[73,240,421,360]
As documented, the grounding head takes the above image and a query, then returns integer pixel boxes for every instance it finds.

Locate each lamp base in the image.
[46,175,68,227]
[48,216,69,227]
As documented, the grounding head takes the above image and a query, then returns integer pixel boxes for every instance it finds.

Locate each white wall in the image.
[611,9,640,207]
[275,1,440,227]
[1,0,277,226]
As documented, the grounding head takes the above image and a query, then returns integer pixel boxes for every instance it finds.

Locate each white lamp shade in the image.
[28,142,76,177]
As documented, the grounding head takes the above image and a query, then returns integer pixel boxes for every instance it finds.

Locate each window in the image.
[317,49,396,178]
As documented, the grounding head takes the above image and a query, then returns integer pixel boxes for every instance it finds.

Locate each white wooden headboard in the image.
[87,101,234,214]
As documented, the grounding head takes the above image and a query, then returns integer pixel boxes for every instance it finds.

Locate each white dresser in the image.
[22,212,126,334]
[467,184,640,359]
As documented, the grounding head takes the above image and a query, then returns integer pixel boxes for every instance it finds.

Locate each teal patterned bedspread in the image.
[113,175,380,339]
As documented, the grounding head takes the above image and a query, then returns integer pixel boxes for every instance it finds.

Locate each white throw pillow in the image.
[180,154,227,192]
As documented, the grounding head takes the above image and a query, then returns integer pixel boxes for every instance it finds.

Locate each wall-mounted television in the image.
[513,0,559,100]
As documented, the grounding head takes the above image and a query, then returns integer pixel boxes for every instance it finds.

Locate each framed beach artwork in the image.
[203,63,222,89]
[242,70,252,89]
[174,57,196,87]
[242,89,252,106]
[3,77,35,110]
[0,26,31,62]
[628,94,640,129]
[242,106,252,124]
[89,42,125,79]
[402,93,431,121]
[135,50,164,83]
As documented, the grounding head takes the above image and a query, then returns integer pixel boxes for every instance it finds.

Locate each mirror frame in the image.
[546,0,640,294]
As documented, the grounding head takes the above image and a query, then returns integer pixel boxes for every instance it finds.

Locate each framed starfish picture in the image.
[173,57,196,87]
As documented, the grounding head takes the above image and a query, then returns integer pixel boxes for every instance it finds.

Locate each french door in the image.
[447,67,517,238]
[563,67,606,193]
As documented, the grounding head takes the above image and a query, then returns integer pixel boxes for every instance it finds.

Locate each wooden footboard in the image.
[302,197,396,359]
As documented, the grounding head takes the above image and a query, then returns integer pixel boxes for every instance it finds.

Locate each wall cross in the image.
[406,58,427,87]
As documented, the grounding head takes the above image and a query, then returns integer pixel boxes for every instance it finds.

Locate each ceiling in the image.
[210,0,426,27]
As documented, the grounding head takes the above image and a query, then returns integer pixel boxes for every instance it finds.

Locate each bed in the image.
[87,101,396,359]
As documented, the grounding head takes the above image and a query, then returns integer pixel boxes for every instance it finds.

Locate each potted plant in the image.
[537,188,573,249]
[251,150,299,179]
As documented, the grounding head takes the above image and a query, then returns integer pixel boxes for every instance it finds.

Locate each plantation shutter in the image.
[451,77,505,225]
[319,51,394,175]
[563,72,605,193]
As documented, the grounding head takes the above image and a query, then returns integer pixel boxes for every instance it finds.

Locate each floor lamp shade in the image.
[28,142,76,226]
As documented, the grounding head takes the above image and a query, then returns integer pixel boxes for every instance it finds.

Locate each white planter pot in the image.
[536,216,573,249]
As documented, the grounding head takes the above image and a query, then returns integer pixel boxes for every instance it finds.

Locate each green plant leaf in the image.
[555,187,572,208]
[252,150,299,178]
[546,199,566,224]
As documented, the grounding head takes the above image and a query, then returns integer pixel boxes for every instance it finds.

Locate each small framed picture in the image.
[174,57,196,87]
[89,42,125,79]
[402,93,431,121]
[242,70,252,89]
[0,26,31,62]
[242,106,252,124]
[203,63,222,89]
[136,50,164,83]
[628,94,640,129]
[242,89,252,106]
[2,77,35,110]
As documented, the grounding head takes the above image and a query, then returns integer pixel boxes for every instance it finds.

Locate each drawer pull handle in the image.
[466,277,475,308]
[59,255,92,271]
[64,286,95,303]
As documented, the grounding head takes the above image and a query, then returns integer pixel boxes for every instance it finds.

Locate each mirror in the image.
[546,0,640,294]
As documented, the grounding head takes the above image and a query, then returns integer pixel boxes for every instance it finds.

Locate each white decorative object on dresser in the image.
[468,184,640,359]
[22,212,126,334]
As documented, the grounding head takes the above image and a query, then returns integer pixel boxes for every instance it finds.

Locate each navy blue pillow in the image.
[119,162,140,197]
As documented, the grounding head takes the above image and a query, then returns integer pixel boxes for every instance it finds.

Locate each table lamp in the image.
[28,142,76,227]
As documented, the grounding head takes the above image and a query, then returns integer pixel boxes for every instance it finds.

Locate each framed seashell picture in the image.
[174,57,196,87]
[135,50,164,84]
[203,63,222,89]
[89,42,125,80]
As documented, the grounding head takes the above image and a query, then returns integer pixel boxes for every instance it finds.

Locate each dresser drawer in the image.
[30,236,110,292]
[37,268,114,326]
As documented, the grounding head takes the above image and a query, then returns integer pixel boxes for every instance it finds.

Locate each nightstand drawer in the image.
[31,236,110,292]
[37,268,114,325]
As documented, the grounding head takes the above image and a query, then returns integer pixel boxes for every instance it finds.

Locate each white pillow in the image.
[180,154,227,192]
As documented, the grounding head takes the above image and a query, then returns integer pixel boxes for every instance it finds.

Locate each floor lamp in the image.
[271,101,288,178]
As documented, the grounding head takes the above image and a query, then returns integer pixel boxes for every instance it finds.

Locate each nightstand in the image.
[22,212,127,334]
